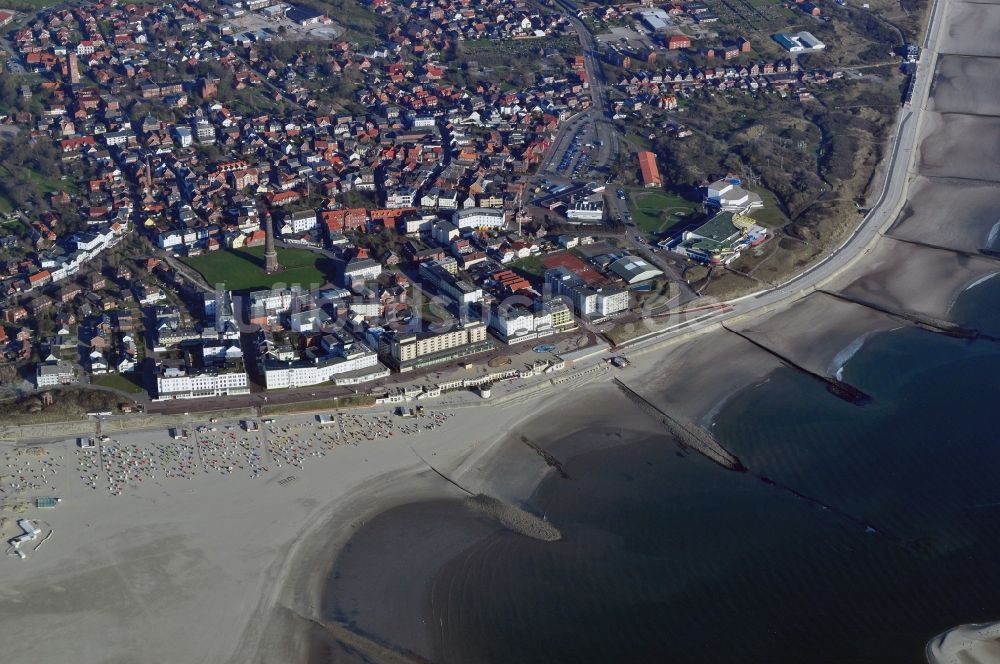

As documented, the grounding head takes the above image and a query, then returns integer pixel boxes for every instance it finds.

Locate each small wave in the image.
[987,221,1000,250]
[964,272,999,293]
[829,334,870,381]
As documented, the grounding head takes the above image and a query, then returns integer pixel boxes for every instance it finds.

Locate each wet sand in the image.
[318,383,678,662]
[620,330,782,429]
[917,112,1000,182]
[730,292,902,378]
[823,238,1000,322]
[928,622,1000,664]
[888,176,1000,253]
[930,55,1000,115]
[938,1,1000,57]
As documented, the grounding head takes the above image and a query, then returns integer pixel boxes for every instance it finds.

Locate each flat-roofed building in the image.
[156,362,249,399]
[608,255,664,284]
[667,210,768,265]
[378,321,493,372]
[453,207,506,230]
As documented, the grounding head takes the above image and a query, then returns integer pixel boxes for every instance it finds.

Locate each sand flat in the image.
[888,175,1000,253]
[730,293,901,378]
[938,1,1000,57]
[928,622,1000,664]
[930,55,1000,115]
[917,112,1000,182]
[0,404,528,664]
[824,237,1000,321]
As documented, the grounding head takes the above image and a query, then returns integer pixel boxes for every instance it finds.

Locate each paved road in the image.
[113,0,949,416]
[613,0,948,348]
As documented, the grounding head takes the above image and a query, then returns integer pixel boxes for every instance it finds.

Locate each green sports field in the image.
[183,246,334,291]
[626,189,701,235]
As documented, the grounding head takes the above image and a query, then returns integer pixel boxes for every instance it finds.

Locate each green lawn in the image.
[746,185,790,228]
[627,189,701,235]
[343,190,379,209]
[510,255,546,277]
[183,246,334,291]
[92,372,145,394]
[0,164,77,194]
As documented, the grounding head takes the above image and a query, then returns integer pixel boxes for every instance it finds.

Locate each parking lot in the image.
[227,10,341,42]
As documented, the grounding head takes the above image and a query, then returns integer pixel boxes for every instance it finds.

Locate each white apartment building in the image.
[386,188,416,208]
[488,305,556,345]
[283,209,318,234]
[263,343,381,389]
[156,365,249,399]
[36,361,77,387]
[545,267,629,319]
[453,207,506,230]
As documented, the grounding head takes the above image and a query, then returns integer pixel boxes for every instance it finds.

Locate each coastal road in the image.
[615,0,948,349]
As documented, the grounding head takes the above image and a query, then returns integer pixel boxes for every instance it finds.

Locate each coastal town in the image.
[6,0,1000,661]
[0,0,920,417]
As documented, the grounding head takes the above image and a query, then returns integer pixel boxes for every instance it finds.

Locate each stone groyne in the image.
[465,494,562,542]
[819,289,998,342]
[613,378,746,472]
[722,324,873,405]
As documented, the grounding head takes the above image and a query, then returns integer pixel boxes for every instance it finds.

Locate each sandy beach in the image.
[928,622,1000,664]
[889,175,1000,254]
[3,0,1000,661]
[0,398,539,664]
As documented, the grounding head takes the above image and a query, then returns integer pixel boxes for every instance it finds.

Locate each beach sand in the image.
[888,175,1000,254]
[930,55,1000,116]
[729,292,902,378]
[917,112,1000,183]
[0,402,548,664]
[928,622,1000,664]
[937,0,1000,58]
[620,330,783,429]
[823,238,1000,323]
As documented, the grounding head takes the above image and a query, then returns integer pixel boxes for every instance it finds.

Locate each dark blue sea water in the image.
[326,278,1000,664]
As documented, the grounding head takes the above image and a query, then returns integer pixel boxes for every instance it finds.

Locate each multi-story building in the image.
[282,209,318,234]
[453,207,506,230]
[386,187,416,208]
[419,261,483,305]
[156,363,249,399]
[263,342,384,389]
[378,321,494,372]
[488,305,556,344]
[35,360,77,387]
[540,300,576,332]
[545,268,629,319]
[566,200,604,222]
